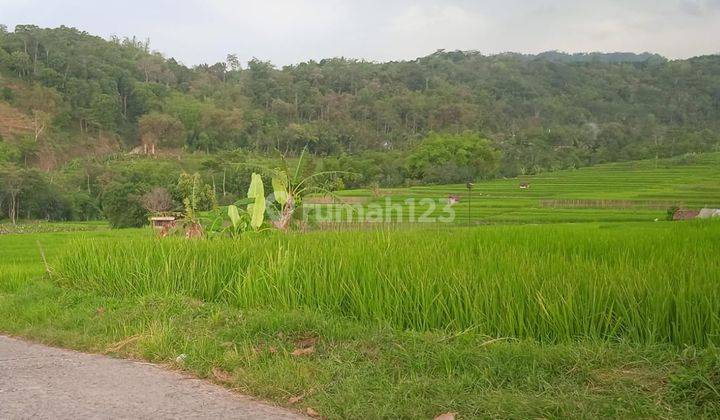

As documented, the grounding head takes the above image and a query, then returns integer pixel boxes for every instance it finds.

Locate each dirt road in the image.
[0,335,304,419]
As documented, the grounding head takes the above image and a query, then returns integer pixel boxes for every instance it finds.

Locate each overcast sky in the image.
[2,0,719,66]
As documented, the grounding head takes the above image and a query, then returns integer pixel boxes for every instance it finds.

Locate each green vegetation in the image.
[55,222,720,346]
[1,26,718,163]
[318,152,720,224]
[2,23,720,419]
[2,153,719,416]
[2,25,720,224]
[406,132,500,183]
[1,224,719,418]
[0,220,106,234]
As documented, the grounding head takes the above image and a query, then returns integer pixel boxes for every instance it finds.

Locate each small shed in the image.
[150,216,176,229]
[150,216,177,236]
[697,208,720,219]
[672,209,700,221]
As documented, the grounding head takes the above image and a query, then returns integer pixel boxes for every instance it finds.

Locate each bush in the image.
[174,172,216,213]
[102,182,148,228]
[70,191,103,221]
[408,132,500,184]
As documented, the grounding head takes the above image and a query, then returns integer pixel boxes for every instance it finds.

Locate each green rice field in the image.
[310,152,720,224]
[54,221,720,346]
[2,153,720,418]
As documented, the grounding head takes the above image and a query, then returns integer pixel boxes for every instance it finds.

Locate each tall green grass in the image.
[54,222,720,346]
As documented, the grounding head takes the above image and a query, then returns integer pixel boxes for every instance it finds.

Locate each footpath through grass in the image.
[1,224,720,418]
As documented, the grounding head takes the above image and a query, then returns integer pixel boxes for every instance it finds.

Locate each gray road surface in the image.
[0,335,305,419]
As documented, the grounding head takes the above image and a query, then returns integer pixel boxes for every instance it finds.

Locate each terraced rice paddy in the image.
[310,153,720,224]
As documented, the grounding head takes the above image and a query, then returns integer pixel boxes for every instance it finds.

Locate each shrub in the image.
[408,132,500,184]
[102,182,148,228]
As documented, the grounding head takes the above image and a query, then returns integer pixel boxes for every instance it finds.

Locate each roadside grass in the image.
[1,274,719,418]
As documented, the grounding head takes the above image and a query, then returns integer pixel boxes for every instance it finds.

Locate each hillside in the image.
[1,25,719,174]
[0,101,32,139]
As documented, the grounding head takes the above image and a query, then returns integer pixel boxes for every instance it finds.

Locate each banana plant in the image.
[246,172,266,230]
[214,172,269,236]
[266,147,353,231]
[222,147,355,232]
[226,203,251,235]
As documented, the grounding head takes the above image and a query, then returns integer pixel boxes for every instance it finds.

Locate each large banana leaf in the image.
[227,204,241,228]
[247,173,265,229]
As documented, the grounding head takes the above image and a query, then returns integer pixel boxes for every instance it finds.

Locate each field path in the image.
[0,335,304,419]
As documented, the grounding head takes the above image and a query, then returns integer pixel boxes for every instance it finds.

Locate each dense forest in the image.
[1,25,719,224]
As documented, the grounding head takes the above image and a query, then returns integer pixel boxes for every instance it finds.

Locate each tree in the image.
[226,54,241,71]
[15,85,62,142]
[18,169,72,220]
[102,181,148,228]
[138,112,185,153]
[245,58,278,109]
[0,48,10,68]
[0,165,23,224]
[8,51,31,77]
[89,93,121,134]
[136,54,174,84]
[69,190,102,221]
[141,187,173,213]
[163,93,202,144]
[408,132,500,183]
[197,106,244,152]
[0,165,72,222]
[0,140,21,164]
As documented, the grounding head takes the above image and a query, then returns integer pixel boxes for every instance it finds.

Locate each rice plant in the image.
[54,221,720,346]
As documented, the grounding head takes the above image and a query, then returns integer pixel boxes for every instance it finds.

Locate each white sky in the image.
[1,0,719,66]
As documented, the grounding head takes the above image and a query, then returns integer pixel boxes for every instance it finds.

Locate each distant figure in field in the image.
[447,195,460,205]
[519,182,530,189]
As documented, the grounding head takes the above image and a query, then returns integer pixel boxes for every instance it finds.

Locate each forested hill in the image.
[503,51,666,63]
[1,24,720,176]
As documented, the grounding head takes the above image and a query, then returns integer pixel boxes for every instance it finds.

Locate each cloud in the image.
[0,0,718,65]
[680,0,720,15]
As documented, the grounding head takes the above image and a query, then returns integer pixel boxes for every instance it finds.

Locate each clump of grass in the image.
[54,222,720,346]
